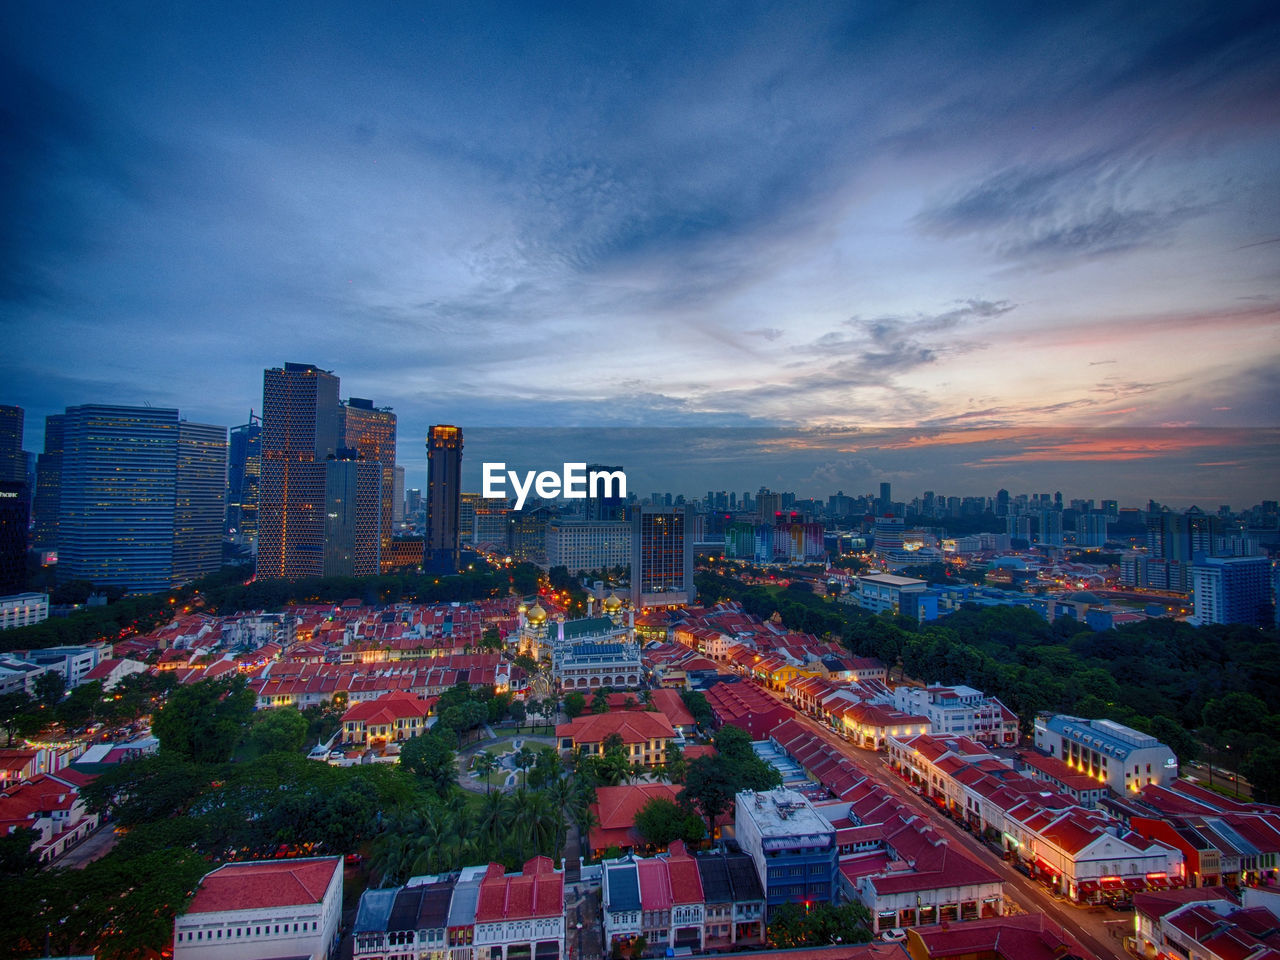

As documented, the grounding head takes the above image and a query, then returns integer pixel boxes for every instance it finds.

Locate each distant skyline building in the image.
[0,479,28,596]
[322,454,382,576]
[225,413,261,549]
[878,481,892,516]
[425,425,463,574]
[630,504,694,608]
[1076,511,1109,549]
[57,404,225,592]
[1190,555,1272,627]
[1037,508,1064,548]
[545,519,630,573]
[584,463,627,522]
[392,465,405,525]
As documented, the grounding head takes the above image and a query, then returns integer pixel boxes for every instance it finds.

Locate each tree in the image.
[634,796,705,849]
[400,731,458,796]
[473,751,500,794]
[767,901,872,947]
[591,688,610,713]
[0,692,41,747]
[249,707,309,755]
[514,746,537,788]
[1241,741,1280,804]
[33,671,65,708]
[564,692,587,719]
[151,674,254,763]
[682,755,735,839]
[1151,715,1199,765]
[680,689,713,729]
[0,827,39,876]
[509,699,527,731]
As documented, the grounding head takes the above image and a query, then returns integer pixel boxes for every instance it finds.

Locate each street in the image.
[748,683,1131,960]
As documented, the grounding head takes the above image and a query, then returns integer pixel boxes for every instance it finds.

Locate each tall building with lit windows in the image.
[57,405,225,592]
[173,421,229,584]
[425,425,463,574]
[630,504,694,608]
[341,398,397,565]
[32,414,64,553]
[226,414,261,549]
[257,363,342,579]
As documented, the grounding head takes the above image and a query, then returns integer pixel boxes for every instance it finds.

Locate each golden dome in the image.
[517,603,528,614]
[602,593,623,612]
[526,603,547,624]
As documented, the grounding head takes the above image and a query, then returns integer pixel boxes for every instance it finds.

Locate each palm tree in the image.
[477,789,509,855]
[473,751,499,794]
[514,746,537,788]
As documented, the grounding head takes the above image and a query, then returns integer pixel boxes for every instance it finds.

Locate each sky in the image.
[3,1,1278,507]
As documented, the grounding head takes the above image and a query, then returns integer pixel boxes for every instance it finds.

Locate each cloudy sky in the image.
[4,2,1278,506]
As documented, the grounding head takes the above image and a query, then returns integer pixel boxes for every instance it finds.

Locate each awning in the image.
[1147,876,1169,888]
[1169,877,1186,887]
[1078,880,1099,893]
[1124,878,1145,892]
[1100,878,1123,890]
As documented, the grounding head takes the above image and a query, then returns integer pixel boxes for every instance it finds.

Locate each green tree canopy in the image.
[151,674,255,763]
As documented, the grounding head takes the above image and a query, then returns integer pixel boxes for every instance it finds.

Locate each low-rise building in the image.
[735,789,838,916]
[173,856,343,960]
[340,691,434,746]
[0,593,49,631]
[474,856,565,960]
[556,712,675,768]
[1035,714,1178,794]
[893,684,1018,746]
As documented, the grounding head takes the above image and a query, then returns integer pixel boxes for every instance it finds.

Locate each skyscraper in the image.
[630,504,694,608]
[392,466,405,525]
[0,405,24,483]
[322,453,382,576]
[425,425,463,574]
[57,405,225,592]
[32,414,65,552]
[173,421,229,584]
[257,363,341,580]
[226,413,262,549]
[341,398,396,562]
[878,481,892,516]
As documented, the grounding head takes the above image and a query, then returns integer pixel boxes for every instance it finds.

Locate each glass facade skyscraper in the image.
[57,405,225,592]
[226,414,262,548]
[341,398,396,566]
[630,504,694,608]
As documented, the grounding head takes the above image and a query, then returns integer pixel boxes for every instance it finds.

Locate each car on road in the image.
[879,929,907,942]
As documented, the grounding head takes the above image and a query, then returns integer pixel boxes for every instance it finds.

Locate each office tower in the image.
[584,463,626,521]
[341,397,396,559]
[0,478,27,595]
[545,518,628,572]
[630,504,694,608]
[425,425,463,574]
[392,466,405,525]
[257,363,341,580]
[995,488,1010,517]
[0,405,23,483]
[878,481,892,516]
[472,501,511,550]
[173,421,229,584]
[32,414,64,552]
[459,492,482,545]
[226,413,261,548]
[407,488,422,516]
[1100,500,1118,519]
[1076,512,1109,549]
[322,453,381,576]
[1190,555,1271,627]
[58,405,224,592]
[873,515,905,555]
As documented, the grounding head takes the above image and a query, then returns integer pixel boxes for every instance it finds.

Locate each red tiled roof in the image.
[557,710,675,745]
[185,857,341,913]
[475,856,563,922]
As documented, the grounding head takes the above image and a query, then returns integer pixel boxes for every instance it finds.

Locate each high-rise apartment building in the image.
[1076,512,1109,549]
[425,425,463,574]
[32,414,65,552]
[57,405,224,592]
[1190,555,1272,627]
[1037,508,1065,548]
[226,414,261,549]
[341,398,397,562]
[630,504,694,608]
[257,363,341,579]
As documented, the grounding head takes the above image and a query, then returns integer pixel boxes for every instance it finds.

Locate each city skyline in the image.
[4,3,1278,505]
